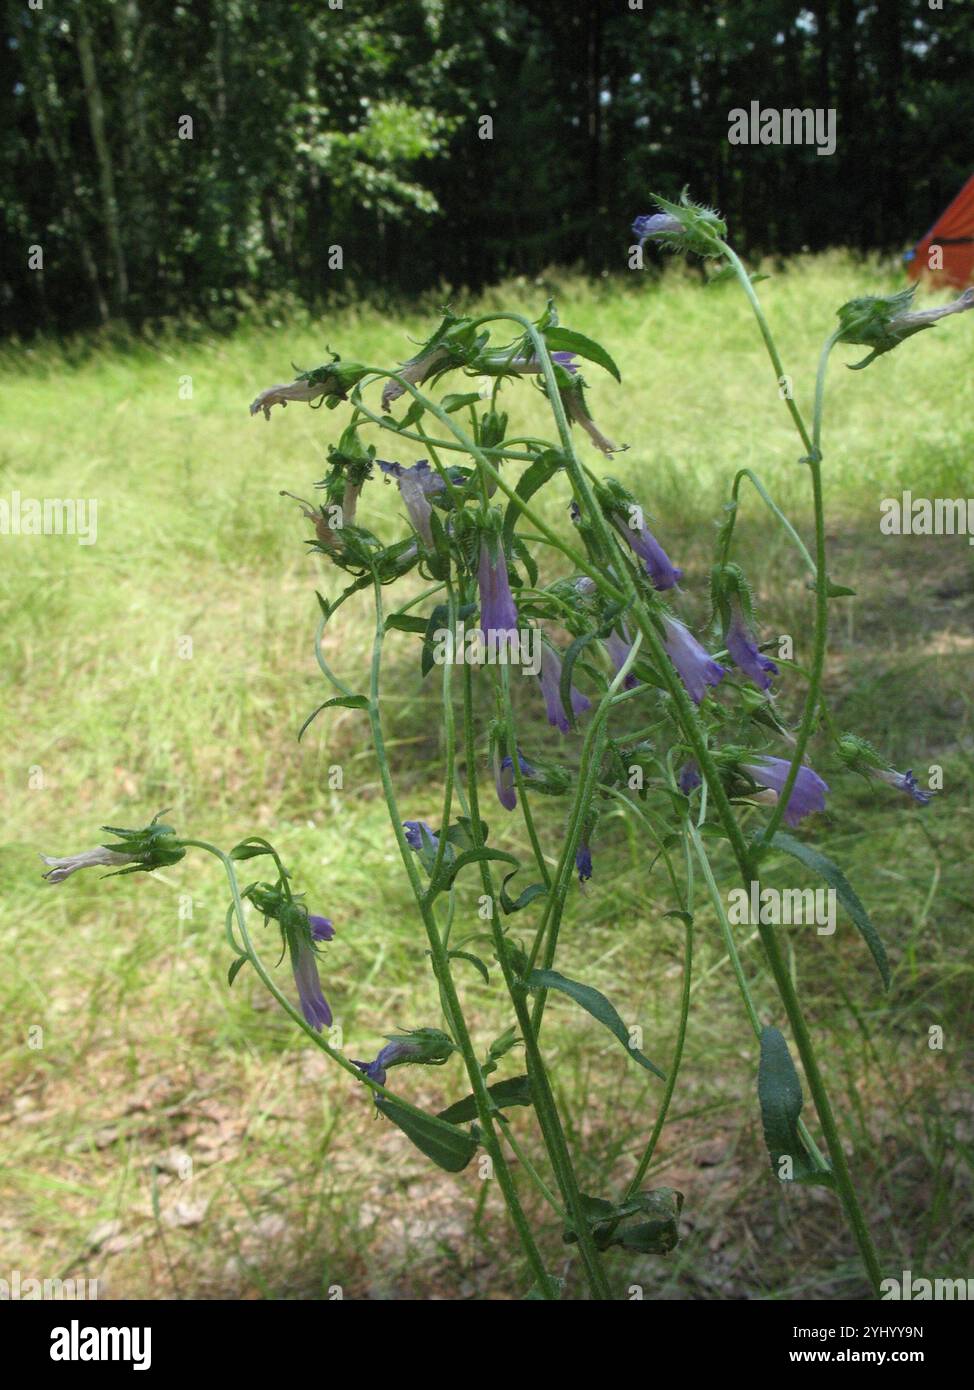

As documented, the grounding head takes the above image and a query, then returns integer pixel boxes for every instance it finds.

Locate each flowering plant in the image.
[43,194,970,1299]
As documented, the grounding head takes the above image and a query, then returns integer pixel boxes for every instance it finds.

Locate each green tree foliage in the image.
[1,0,971,335]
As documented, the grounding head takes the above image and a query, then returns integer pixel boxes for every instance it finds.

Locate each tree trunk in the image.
[23,21,109,323]
[75,3,129,312]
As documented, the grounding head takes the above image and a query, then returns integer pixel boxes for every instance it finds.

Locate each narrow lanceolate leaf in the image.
[500,870,548,915]
[804,577,857,597]
[384,613,429,634]
[439,392,483,413]
[227,956,248,988]
[437,1075,533,1125]
[502,449,565,549]
[525,969,666,1080]
[375,1098,478,1173]
[431,846,520,898]
[298,693,369,741]
[757,1028,832,1186]
[768,831,890,989]
[543,327,622,383]
[446,949,491,985]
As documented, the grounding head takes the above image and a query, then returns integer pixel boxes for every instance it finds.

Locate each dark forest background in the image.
[2,0,971,337]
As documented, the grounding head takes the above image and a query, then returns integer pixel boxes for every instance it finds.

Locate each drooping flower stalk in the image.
[835,733,934,806]
[352,1028,455,1088]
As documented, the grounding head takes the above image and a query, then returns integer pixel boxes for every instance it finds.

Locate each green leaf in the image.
[375,1098,478,1172]
[432,846,520,897]
[609,1189,684,1253]
[229,841,273,861]
[524,1276,563,1300]
[500,870,548,915]
[440,392,482,413]
[767,831,890,989]
[298,693,369,741]
[384,613,429,634]
[563,1188,683,1253]
[502,450,565,548]
[805,577,857,598]
[757,1027,832,1185]
[227,956,248,987]
[446,949,491,985]
[663,909,694,928]
[443,816,489,851]
[543,327,622,383]
[511,534,538,590]
[485,1025,521,1071]
[437,1075,533,1125]
[420,603,451,679]
[525,969,666,1080]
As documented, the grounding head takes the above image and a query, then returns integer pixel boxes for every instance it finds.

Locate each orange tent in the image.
[906,174,974,288]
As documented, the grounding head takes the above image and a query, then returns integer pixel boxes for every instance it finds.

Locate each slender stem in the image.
[715,244,815,457]
[177,840,431,1118]
[499,664,552,889]
[626,823,694,1199]
[720,468,817,578]
[755,346,837,850]
[498,296,882,1293]
[697,256,883,1290]
[685,821,828,1171]
[497,1114,567,1220]
[362,573,557,1298]
[459,662,614,1299]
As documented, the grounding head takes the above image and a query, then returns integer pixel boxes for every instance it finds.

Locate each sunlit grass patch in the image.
[1,253,971,1298]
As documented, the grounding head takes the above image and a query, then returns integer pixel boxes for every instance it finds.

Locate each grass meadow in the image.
[1,253,972,1300]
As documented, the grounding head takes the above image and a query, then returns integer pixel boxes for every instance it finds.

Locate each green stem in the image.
[700,256,882,1290]
[720,468,817,578]
[178,840,431,1118]
[495,300,883,1293]
[460,662,614,1299]
[499,664,552,889]
[497,1114,567,1220]
[361,573,557,1298]
[756,339,836,850]
[685,820,828,1171]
